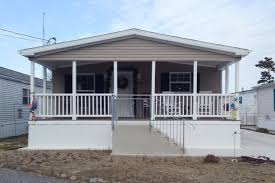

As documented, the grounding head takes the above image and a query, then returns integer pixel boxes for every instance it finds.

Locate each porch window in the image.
[22,88,30,105]
[77,73,95,93]
[169,72,191,92]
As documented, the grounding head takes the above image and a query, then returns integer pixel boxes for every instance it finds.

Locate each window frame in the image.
[169,72,192,92]
[76,73,96,93]
[22,88,30,105]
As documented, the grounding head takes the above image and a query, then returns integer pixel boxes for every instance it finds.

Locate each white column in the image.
[43,66,47,93]
[235,61,240,93]
[42,66,47,119]
[151,61,156,121]
[30,61,35,103]
[72,61,77,120]
[113,61,118,96]
[225,65,229,94]
[235,61,240,120]
[112,61,118,123]
[193,61,198,120]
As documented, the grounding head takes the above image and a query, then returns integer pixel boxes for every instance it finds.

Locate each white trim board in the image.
[20,28,250,57]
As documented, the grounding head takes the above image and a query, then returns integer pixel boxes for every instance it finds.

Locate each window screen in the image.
[169,72,191,92]
[77,74,95,93]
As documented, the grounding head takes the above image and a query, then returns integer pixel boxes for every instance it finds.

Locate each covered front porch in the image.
[27,60,240,155]
[30,60,238,121]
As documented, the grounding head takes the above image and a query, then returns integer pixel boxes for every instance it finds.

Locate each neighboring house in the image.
[240,83,275,131]
[20,28,250,154]
[0,67,51,138]
[239,89,258,126]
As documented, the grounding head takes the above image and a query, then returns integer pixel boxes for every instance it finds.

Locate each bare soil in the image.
[0,135,27,150]
[0,136,275,183]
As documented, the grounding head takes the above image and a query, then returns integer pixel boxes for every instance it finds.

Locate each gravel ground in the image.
[0,135,27,150]
[0,150,275,183]
[0,168,74,183]
[0,135,275,182]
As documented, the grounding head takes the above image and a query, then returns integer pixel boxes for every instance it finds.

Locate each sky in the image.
[0,0,275,92]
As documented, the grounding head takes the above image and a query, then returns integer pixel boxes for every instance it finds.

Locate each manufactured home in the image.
[20,29,250,155]
[240,83,275,131]
[239,89,257,126]
[0,66,51,138]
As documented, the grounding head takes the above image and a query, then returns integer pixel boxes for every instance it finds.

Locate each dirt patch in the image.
[0,150,275,183]
[0,136,275,183]
[0,135,27,150]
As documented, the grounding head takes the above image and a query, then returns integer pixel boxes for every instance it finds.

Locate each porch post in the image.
[43,66,47,93]
[112,61,118,123]
[235,61,240,93]
[30,61,35,103]
[235,61,240,120]
[193,61,198,120]
[151,61,156,121]
[72,61,77,120]
[225,65,229,94]
[113,61,118,96]
[42,66,47,119]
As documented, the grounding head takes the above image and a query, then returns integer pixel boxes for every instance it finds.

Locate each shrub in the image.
[203,154,220,163]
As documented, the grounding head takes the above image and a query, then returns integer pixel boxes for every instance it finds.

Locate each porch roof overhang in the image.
[19,28,251,70]
[31,60,232,71]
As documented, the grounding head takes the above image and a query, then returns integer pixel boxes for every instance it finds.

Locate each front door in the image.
[111,71,134,118]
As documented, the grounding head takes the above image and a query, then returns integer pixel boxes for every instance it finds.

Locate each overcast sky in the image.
[0,0,275,92]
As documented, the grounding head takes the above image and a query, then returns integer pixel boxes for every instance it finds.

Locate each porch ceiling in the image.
[35,60,231,70]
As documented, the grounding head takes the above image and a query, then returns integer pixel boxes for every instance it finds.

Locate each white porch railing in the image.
[196,94,234,118]
[76,94,112,117]
[36,94,73,117]
[35,93,112,118]
[154,94,194,117]
[35,93,235,119]
[154,93,235,118]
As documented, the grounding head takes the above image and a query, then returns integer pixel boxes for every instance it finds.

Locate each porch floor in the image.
[112,123,183,156]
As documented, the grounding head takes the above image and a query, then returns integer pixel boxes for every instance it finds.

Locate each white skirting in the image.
[184,120,240,149]
[27,119,240,156]
[152,120,240,156]
[27,120,112,150]
[257,118,275,131]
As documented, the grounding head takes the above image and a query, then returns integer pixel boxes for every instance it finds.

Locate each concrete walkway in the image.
[0,168,74,183]
[112,123,183,156]
[241,129,275,160]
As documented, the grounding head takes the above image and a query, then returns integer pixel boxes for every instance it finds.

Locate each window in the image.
[169,72,191,92]
[22,88,30,105]
[17,109,23,118]
[77,73,95,93]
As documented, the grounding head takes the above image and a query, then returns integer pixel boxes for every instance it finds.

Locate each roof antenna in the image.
[42,12,56,45]
[42,12,45,46]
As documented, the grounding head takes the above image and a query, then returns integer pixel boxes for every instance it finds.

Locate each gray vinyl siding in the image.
[35,38,239,62]
[257,87,275,119]
[52,62,221,94]
[0,78,50,138]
